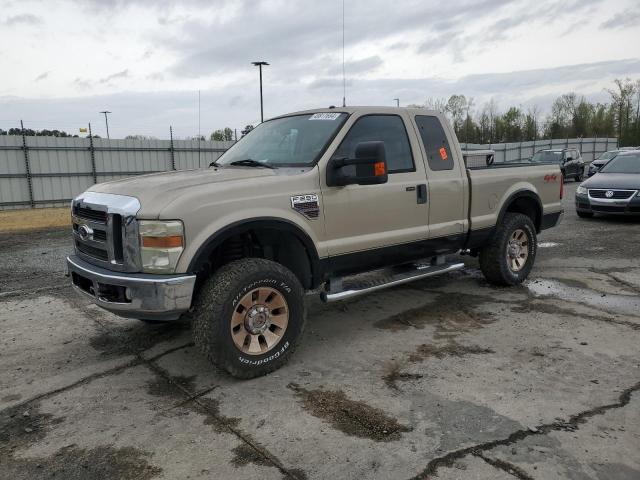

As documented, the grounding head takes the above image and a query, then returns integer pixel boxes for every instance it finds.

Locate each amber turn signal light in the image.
[141,235,183,248]
[374,162,386,176]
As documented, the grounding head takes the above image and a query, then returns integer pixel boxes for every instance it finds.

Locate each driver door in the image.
[320,113,429,264]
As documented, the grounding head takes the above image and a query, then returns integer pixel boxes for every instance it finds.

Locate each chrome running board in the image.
[321,260,465,303]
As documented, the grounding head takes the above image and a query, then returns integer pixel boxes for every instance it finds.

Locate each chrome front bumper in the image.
[66,255,196,320]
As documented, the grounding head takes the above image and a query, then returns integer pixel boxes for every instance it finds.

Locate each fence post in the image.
[605,137,609,152]
[20,120,35,208]
[518,139,522,161]
[594,134,598,161]
[169,126,176,170]
[88,123,97,185]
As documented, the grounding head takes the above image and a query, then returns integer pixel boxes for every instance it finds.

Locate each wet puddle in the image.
[526,279,640,317]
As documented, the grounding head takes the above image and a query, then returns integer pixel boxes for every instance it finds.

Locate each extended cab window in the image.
[333,115,414,173]
[415,115,454,171]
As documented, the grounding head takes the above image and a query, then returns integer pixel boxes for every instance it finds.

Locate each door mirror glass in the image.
[327,141,388,186]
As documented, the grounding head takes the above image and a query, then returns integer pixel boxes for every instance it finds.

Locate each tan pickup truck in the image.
[67,107,563,378]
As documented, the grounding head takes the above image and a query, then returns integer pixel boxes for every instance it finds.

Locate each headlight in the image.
[576,186,587,195]
[139,220,184,273]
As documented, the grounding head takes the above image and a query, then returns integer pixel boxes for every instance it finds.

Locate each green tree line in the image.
[0,128,79,137]
[411,78,640,146]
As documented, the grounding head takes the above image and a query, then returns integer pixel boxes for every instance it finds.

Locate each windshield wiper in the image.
[228,159,276,169]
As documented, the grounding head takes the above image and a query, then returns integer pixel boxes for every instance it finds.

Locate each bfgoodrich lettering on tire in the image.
[192,258,306,379]
[479,212,537,286]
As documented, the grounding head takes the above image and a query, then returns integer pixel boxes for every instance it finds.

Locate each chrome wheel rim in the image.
[231,287,289,355]
[506,228,529,272]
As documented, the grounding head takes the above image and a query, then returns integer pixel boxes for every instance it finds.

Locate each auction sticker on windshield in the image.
[309,113,341,120]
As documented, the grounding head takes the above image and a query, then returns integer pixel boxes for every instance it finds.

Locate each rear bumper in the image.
[66,255,196,320]
[540,210,564,230]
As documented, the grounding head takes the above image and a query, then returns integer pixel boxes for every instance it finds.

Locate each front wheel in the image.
[192,258,306,379]
[479,213,537,286]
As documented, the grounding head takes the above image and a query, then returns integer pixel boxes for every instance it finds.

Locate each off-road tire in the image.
[577,210,593,218]
[192,258,305,379]
[479,212,537,286]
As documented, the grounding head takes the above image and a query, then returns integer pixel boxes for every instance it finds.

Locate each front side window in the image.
[216,113,347,167]
[333,115,414,173]
[415,115,454,171]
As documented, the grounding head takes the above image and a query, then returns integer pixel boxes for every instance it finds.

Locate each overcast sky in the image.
[1,0,639,139]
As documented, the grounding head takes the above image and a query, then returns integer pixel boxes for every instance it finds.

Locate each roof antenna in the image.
[341,0,346,107]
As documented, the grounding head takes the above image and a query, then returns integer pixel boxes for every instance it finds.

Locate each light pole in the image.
[99,110,111,139]
[251,61,269,122]
[394,98,400,107]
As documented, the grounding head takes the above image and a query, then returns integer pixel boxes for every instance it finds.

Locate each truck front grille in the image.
[76,240,109,261]
[74,206,108,223]
[71,193,141,272]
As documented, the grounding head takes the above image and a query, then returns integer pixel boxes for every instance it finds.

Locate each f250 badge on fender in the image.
[290,194,320,219]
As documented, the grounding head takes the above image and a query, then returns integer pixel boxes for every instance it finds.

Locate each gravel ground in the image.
[1,183,639,479]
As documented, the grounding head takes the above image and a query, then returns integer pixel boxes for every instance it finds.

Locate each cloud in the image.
[600,7,640,30]
[163,0,514,78]
[326,56,383,76]
[72,78,92,90]
[2,13,41,26]
[35,71,50,81]
[3,58,637,139]
[99,69,130,84]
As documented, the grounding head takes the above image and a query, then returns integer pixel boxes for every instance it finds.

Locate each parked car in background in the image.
[531,148,584,182]
[575,151,640,218]
[588,150,622,177]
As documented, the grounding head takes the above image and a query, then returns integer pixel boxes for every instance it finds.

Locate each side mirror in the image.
[326,141,388,187]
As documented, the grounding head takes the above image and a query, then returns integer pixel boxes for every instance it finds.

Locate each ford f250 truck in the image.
[67,107,563,378]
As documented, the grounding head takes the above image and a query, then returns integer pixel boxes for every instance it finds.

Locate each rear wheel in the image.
[479,213,537,286]
[192,258,305,379]
[575,170,583,182]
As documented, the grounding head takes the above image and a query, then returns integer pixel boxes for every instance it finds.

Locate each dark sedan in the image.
[575,151,640,217]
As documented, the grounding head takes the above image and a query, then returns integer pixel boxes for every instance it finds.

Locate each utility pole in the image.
[99,111,111,139]
[394,98,400,107]
[252,61,269,122]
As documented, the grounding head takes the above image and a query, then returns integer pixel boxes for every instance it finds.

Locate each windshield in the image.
[531,151,562,163]
[599,153,640,174]
[596,151,617,161]
[215,113,348,167]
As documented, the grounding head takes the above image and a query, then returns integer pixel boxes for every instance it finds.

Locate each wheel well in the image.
[194,225,317,290]
[504,194,542,232]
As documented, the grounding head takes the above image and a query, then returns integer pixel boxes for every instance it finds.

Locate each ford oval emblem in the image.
[78,224,93,240]
[605,190,614,198]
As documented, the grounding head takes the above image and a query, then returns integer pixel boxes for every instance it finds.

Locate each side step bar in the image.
[321,261,465,303]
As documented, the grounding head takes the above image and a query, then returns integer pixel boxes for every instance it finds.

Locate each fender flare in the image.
[497,189,543,232]
[187,217,322,286]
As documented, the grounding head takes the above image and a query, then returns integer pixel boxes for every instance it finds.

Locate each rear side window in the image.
[333,115,414,173]
[415,115,454,171]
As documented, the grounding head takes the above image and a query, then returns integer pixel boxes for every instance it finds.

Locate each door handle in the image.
[417,184,427,204]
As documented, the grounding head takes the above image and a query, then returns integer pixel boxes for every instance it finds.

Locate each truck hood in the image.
[582,173,640,190]
[89,167,278,217]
